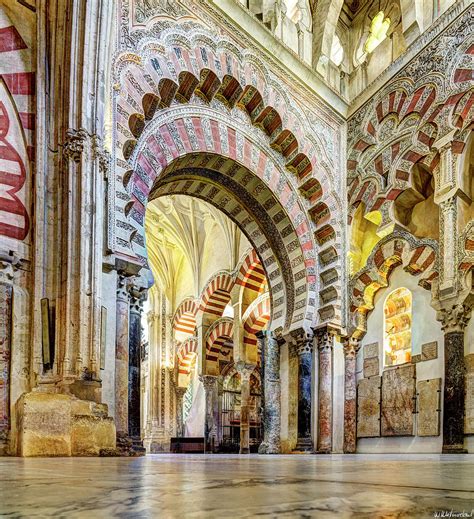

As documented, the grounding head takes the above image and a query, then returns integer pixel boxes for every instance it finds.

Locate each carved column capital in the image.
[116,273,130,302]
[343,337,361,359]
[315,328,334,353]
[63,128,90,162]
[129,285,147,315]
[199,374,218,392]
[437,304,471,333]
[291,329,314,355]
[235,361,256,382]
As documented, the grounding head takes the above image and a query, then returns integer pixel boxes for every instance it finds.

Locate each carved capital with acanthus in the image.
[290,328,314,355]
[343,336,360,359]
[315,327,334,353]
[199,374,218,392]
[437,304,471,334]
[235,360,256,382]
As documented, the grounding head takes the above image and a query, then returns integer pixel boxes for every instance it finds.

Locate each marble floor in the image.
[1,454,474,518]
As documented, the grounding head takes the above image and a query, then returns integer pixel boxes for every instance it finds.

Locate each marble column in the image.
[200,375,218,453]
[294,331,314,451]
[236,362,255,454]
[343,337,360,454]
[128,287,145,440]
[258,332,281,454]
[316,328,333,454]
[115,274,130,435]
[175,387,187,437]
[438,304,471,453]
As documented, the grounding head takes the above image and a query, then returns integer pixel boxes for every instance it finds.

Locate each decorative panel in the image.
[363,356,379,378]
[421,341,438,361]
[417,378,441,437]
[381,364,415,436]
[357,376,381,438]
[364,342,378,359]
[0,283,13,433]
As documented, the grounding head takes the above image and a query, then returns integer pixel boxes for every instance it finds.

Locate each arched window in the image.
[365,11,391,54]
[383,287,412,366]
[330,34,344,66]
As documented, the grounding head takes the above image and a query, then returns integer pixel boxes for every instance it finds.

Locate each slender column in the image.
[316,328,333,454]
[258,332,281,454]
[175,387,187,437]
[343,337,360,454]
[115,274,130,435]
[200,375,218,453]
[294,331,313,451]
[128,287,145,440]
[236,362,255,454]
[438,304,471,453]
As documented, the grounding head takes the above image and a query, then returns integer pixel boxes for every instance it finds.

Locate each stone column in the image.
[175,387,187,437]
[200,375,218,453]
[258,332,281,454]
[128,287,145,440]
[115,274,130,435]
[294,331,314,451]
[438,304,471,453]
[343,337,360,454]
[316,328,333,454]
[236,362,255,454]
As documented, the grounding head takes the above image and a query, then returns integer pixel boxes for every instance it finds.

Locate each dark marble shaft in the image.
[443,331,465,453]
[259,333,281,454]
[297,350,312,440]
[128,306,142,439]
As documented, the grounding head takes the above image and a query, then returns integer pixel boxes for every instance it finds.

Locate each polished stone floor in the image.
[1,454,474,518]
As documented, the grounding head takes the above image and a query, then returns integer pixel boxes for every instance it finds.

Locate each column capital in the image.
[199,374,218,391]
[290,328,314,355]
[315,327,335,352]
[437,303,471,333]
[343,337,361,359]
[235,361,256,382]
[129,286,147,314]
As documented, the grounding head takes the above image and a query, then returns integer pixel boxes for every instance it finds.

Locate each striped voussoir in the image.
[235,249,266,293]
[243,295,271,348]
[173,297,198,336]
[112,26,341,330]
[200,272,234,317]
[205,317,234,373]
[177,337,198,376]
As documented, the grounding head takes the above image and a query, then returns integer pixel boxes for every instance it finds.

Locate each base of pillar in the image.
[258,441,281,454]
[239,447,250,454]
[294,437,313,452]
[442,445,467,454]
[16,392,116,457]
[315,449,332,454]
[115,433,146,456]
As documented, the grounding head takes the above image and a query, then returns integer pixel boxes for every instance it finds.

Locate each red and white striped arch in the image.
[200,272,234,318]
[235,249,266,293]
[243,295,271,348]
[205,317,234,375]
[173,297,198,338]
[177,337,198,378]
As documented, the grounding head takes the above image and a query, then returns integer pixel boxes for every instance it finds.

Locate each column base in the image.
[442,445,467,454]
[293,437,313,452]
[258,441,281,454]
[239,447,250,454]
[16,392,116,456]
[115,432,146,456]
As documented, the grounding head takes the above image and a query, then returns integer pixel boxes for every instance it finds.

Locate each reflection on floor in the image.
[1,454,474,518]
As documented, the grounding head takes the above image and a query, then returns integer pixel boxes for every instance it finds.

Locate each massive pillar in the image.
[438,305,471,453]
[200,375,218,453]
[258,332,281,454]
[294,331,314,451]
[115,274,130,435]
[343,337,360,453]
[316,328,333,454]
[128,287,145,440]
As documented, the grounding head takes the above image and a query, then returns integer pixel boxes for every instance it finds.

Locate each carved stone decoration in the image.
[62,128,90,162]
[363,356,379,378]
[417,378,441,437]
[133,0,188,23]
[357,376,381,438]
[437,304,471,334]
[381,365,416,437]
[0,282,12,454]
[421,341,438,361]
[364,342,378,359]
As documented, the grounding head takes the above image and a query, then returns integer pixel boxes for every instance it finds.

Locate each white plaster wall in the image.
[332,337,345,453]
[356,267,444,453]
[101,269,117,418]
